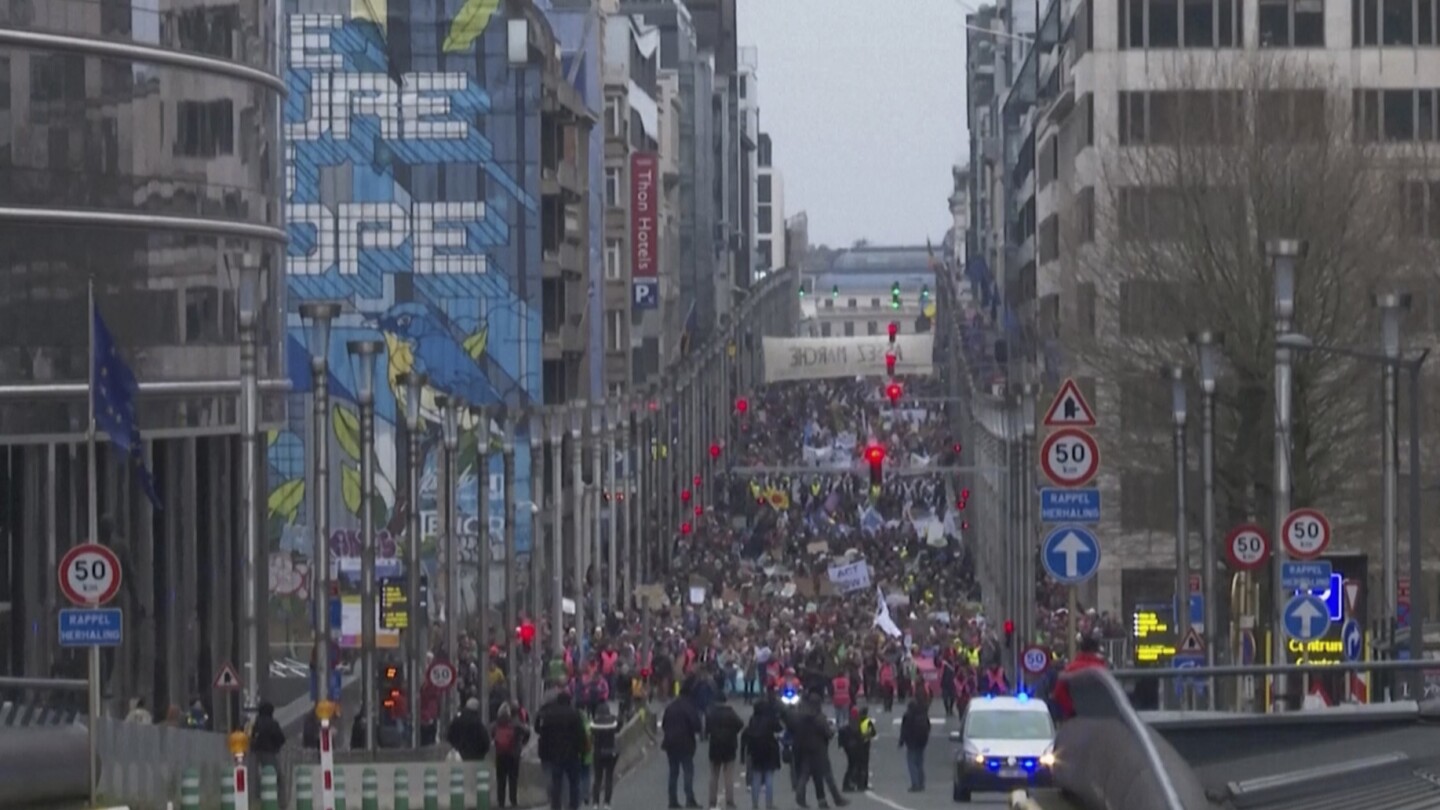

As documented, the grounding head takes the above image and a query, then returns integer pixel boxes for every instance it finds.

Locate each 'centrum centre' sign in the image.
[762,335,935,383]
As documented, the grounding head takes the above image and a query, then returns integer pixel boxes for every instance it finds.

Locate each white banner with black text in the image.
[762,335,935,383]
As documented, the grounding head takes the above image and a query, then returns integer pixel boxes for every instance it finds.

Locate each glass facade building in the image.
[0,0,286,710]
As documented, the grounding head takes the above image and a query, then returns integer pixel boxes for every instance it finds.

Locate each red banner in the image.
[630,152,658,278]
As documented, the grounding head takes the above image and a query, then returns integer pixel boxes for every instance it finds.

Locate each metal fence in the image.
[94,714,233,804]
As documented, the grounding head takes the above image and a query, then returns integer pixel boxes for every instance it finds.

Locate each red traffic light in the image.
[885,352,896,376]
[885,383,903,404]
[961,488,970,499]
[887,321,899,340]
[864,444,886,465]
[952,442,963,455]
[961,520,969,530]
[709,442,722,459]
[1004,619,1015,636]
[956,500,966,511]
[694,505,704,516]
[693,475,702,487]
[735,397,749,414]
[517,620,536,645]
[680,521,692,535]
[680,488,692,504]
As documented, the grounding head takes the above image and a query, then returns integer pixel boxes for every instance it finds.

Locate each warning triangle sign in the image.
[1179,628,1205,654]
[214,662,243,691]
[1043,378,1097,427]
[1344,580,1361,614]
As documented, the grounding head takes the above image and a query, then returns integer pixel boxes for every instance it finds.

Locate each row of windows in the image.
[816,321,889,338]
[1354,0,1440,47]
[1119,0,1440,49]
[1117,90,1325,145]
[1398,180,1440,238]
[1118,0,1246,50]
[1354,88,1440,142]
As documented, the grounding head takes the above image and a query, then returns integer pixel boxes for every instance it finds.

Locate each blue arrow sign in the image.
[58,608,123,647]
[1041,526,1101,585]
[1281,561,1332,592]
[1283,594,1331,641]
[1039,488,1101,523]
[1173,653,1206,695]
[1342,619,1362,662]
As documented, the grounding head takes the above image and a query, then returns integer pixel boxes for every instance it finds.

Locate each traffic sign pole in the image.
[58,541,121,810]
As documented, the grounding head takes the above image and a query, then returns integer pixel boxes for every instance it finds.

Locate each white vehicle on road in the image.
[950,694,1056,802]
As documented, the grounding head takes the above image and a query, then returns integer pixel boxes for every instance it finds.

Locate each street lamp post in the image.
[1375,293,1410,661]
[502,420,518,683]
[401,373,425,746]
[1018,383,1037,651]
[237,262,264,716]
[299,301,341,707]
[1166,364,1190,709]
[472,404,491,705]
[1190,330,1224,710]
[346,340,381,752]
[569,403,586,661]
[437,395,460,725]
[607,401,620,611]
[549,410,564,660]
[1267,238,1306,711]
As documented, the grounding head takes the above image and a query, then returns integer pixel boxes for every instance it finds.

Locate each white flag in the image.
[874,586,902,638]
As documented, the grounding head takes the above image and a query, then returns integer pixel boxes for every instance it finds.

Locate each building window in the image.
[757,239,773,269]
[1119,90,1240,145]
[604,97,623,137]
[1255,90,1326,143]
[608,382,626,399]
[758,204,772,234]
[1355,89,1440,142]
[607,310,624,351]
[1260,0,1325,47]
[1075,282,1097,337]
[1120,280,1191,336]
[175,100,234,157]
[1356,0,1439,45]
[605,167,621,207]
[867,321,879,336]
[1397,180,1440,238]
[821,322,832,337]
[605,238,623,280]
[824,298,834,309]
[758,174,772,203]
[1077,186,1096,244]
[1038,214,1060,263]
[1039,137,1057,188]
[871,298,881,308]
[844,321,855,337]
[1119,0,1242,48]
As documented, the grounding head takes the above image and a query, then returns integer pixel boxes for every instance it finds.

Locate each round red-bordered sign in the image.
[1281,508,1331,560]
[1021,645,1051,675]
[1039,428,1101,487]
[426,660,457,691]
[1224,524,1271,571]
[58,543,122,606]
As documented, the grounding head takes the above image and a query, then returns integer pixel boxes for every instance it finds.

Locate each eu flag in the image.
[92,306,163,510]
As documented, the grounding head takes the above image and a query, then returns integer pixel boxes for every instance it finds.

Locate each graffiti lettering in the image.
[287,201,488,276]
[328,528,400,559]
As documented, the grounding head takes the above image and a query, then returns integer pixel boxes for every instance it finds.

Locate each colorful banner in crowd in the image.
[762,335,935,383]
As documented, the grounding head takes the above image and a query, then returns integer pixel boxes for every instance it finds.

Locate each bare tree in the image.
[1065,56,1435,526]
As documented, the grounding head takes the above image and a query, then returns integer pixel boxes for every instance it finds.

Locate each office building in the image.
[0,0,285,704]
[755,132,785,276]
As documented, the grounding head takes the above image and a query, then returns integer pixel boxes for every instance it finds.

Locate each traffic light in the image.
[885,382,903,406]
[832,284,840,298]
[734,397,749,415]
[961,520,970,530]
[864,444,886,488]
[1004,619,1015,649]
[798,282,806,298]
[693,474,702,487]
[887,321,899,342]
[694,505,704,516]
[921,284,930,301]
[885,351,896,376]
[891,281,901,309]
[961,488,970,499]
[709,442,722,459]
[680,521,693,535]
[952,442,963,456]
[680,488,692,504]
[517,620,536,652]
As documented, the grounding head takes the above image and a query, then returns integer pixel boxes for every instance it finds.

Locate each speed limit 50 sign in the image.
[58,543,123,606]
[1282,508,1331,560]
[1040,428,1101,487]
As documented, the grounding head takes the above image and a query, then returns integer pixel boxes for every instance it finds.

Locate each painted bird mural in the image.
[376,302,500,414]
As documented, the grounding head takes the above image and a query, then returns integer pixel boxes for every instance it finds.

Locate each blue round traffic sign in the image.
[1041,526,1101,585]
[1342,619,1362,662]
[1283,594,1331,641]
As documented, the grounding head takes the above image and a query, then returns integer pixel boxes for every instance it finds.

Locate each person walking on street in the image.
[536,691,588,810]
[1051,636,1108,721]
[662,682,704,809]
[705,692,744,809]
[739,708,781,810]
[490,703,531,808]
[249,701,287,807]
[447,697,493,762]
[898,698,931,792]
[590,702,620,809]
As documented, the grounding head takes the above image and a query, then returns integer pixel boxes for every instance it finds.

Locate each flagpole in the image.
[85,277,100,809]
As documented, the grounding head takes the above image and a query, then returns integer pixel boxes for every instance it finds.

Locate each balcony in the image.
[542,161,583,199]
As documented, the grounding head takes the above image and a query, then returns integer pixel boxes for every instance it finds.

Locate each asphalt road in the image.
[607,704,1022,810]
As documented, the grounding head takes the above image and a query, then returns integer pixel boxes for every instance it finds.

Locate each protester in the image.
[491,703,530,808]
[661,682,704,809]
[704,692,745,809]
[249,701,287,805]
[536,691,587,810]
[898,698,931,792]
[446,697,492,762]
[739,707,782,810]
[590,702,621,809]
[1050,636,1108,720]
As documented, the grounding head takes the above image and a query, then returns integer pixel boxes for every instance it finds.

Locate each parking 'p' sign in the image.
[58,543,123,606]
[1281,508,1331,560]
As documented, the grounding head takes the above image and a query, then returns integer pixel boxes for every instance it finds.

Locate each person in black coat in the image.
[898,699,931,792]
[705,693,744,809]
[740,710,782,810]
[250,701,287,806]
[788,693,848,808]
[661,687,704,808]
[535,692,587,810]
[589,702,621,808]
[446,697,492,761]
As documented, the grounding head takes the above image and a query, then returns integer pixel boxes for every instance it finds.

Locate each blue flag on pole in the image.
[92,306,163,510]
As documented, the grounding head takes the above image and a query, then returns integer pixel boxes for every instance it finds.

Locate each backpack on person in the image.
[493,723,519,757]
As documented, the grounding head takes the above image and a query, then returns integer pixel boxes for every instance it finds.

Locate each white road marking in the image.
[890,715,951,724]
[864,789,924,810]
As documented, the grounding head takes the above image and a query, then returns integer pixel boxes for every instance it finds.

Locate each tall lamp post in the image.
[237,262,264,715]
[1017,382,1036,648]
[1267,238,1306,710]
[569,403,586,659]
[549,410,565,659]
[346,340,381,752]
[299,301,341,706]
[472,404,491,707]
[1165,364,1190,709]
[1276,331,1430,697]
[1375,293,1410,658]
[590,403,604,627]
[437,395,460,723]
[1190,330,1224,710]
[400,373,426,746]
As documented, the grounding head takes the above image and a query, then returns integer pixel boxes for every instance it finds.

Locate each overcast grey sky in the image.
[737,0,970,249]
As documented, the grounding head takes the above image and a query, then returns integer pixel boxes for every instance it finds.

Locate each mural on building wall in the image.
[267,4,541,648]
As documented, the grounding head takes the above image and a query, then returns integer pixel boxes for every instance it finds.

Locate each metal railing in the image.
[0,676,87,726]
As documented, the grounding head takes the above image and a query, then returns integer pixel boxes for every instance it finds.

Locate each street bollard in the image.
[295,767,314,810]
[448,766,465,810]
[181,767,201,810]
[362,767,379,810]
[334,768,347,810]
[476,767,491,810]
[261,766,281,810]
[423,767,439,810]
[222,773,236,810]
[394,768,411,810]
